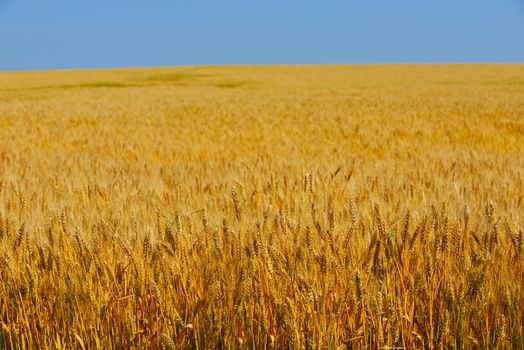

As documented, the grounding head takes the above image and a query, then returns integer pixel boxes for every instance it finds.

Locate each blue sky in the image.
[0,0,523,71]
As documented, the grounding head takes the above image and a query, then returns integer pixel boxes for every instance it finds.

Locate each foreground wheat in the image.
[0,65,523,348]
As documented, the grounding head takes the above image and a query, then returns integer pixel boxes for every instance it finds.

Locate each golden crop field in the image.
[0,65,523,349]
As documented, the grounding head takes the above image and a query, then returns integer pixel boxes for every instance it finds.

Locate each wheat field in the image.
[0,65,523,349]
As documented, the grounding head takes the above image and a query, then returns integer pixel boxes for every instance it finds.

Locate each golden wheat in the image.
[0,64,523,348]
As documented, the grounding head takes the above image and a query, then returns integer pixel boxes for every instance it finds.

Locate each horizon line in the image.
[2,61,523,74]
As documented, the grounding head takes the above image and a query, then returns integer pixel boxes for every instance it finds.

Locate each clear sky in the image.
[1,0,523,71]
